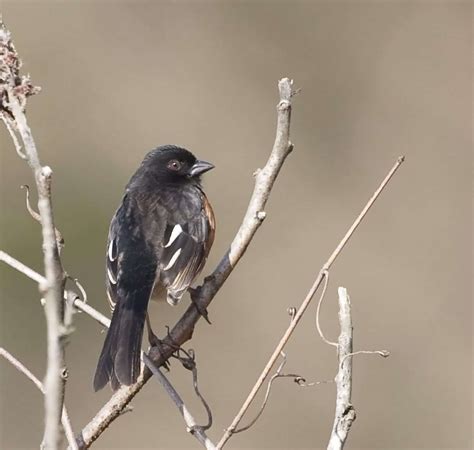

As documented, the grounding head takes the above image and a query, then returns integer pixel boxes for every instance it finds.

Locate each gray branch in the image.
[1,21,68,450]
[327,287,355,450]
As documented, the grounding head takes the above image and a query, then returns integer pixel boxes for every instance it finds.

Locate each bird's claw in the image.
[189,287,211,324]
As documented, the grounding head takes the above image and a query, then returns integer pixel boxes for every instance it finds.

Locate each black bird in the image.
[94,145,215,391]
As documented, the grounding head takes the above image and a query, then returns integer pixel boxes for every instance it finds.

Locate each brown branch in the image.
[217,156,404,448]
[0,348,78,450]
[1,20,67,450]
[77,78,295,447]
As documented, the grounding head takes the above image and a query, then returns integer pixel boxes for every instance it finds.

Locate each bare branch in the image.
[142,354,217,450]
[217,156,404,448]
[327,287,355,450]
[0,348,78,450]
[78,77,295,447]
[0,250,110,328]
[1,20,68,449]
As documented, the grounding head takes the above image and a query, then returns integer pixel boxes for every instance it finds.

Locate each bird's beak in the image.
[188,160,215,177]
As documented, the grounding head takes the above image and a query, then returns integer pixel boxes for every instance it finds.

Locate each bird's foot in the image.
[148,336,171,371]
[188,286,211,324]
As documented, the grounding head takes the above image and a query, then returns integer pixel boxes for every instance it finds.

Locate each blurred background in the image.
[0,1,471,449]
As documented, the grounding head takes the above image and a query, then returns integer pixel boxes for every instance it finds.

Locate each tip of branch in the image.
[41,166,53,178]
[397,155,405,163]
[278,78,293,102]
[337,287,348,297]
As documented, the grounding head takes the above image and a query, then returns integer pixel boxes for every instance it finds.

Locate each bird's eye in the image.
[167,160,182,171]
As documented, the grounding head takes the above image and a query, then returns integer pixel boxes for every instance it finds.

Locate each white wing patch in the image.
[163,248,182,271]
[108,239,117,261]
[107,267,117,284]
[164,224,183,248]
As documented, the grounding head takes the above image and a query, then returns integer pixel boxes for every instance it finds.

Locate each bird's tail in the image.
[93,301,146,391]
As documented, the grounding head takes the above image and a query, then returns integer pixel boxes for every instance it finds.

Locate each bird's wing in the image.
[159,191,215,303]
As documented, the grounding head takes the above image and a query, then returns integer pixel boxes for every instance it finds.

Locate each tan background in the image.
[0,1,471,449]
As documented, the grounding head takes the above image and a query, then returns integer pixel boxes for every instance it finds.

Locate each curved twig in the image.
[174,348,213,431]
[234,351,330,434]
[340,349,390,368]
[315,270,338,347]
[21,184,65,251]
[142,354,216,450]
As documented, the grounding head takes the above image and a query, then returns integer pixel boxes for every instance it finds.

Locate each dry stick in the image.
[0,348,78,450]
[78,77,295,448]
[327,287,354,450]
[217,155,405,449]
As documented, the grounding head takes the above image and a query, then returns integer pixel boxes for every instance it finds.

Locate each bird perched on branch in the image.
[94,145,215,391]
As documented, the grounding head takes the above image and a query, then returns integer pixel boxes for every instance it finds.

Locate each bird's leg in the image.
[145,313,170,371]
[188,286,211,324]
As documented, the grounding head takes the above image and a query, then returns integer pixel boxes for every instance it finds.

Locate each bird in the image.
[93,145,215,391]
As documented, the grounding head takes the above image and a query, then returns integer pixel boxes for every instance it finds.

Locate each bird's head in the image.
[140,145,214,185]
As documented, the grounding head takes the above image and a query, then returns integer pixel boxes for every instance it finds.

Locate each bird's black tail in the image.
[93,300,146,391]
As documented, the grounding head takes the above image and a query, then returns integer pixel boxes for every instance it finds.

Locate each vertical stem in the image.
[327,287,355,450]
[9,93,67,450]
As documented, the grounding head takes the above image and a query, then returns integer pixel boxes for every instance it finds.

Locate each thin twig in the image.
[0,348,78,450]
[327,287,355,450]
[0,250,110,328]
[21,184,65,251]
[78,78,295,448]
[340,350,390,368]
[217,156,404,448]
[235,351,330,434]
[142,354,217,450]
[315,270,338,347]
[21,184,42,222]
[172,348,213,431]
[4,118,26,158]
